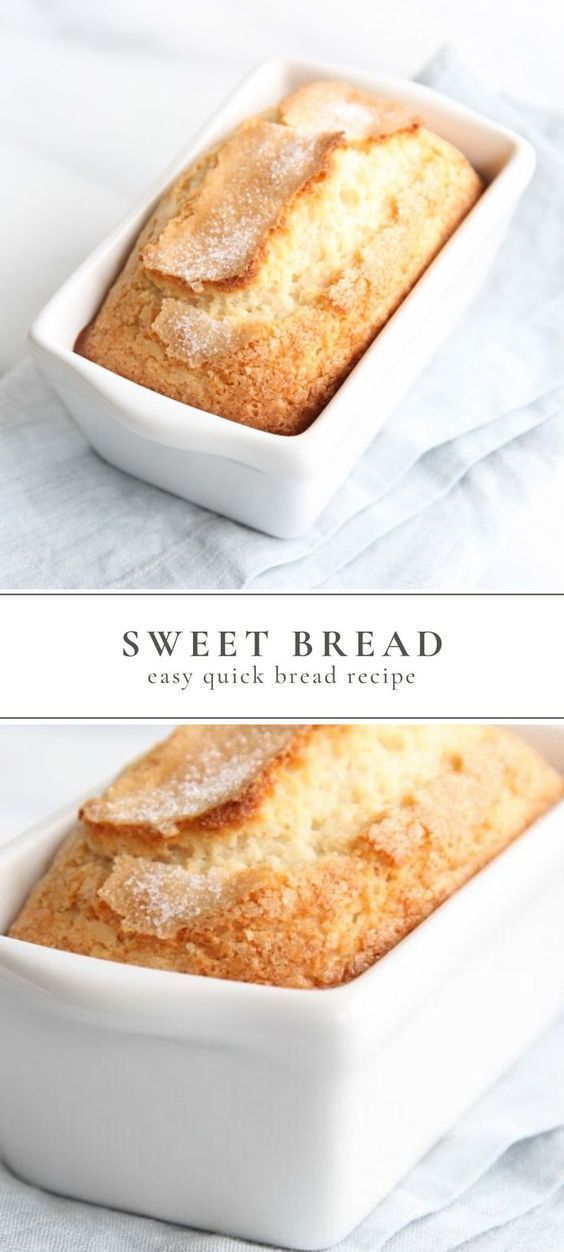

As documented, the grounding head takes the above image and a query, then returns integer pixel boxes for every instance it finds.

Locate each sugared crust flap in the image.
[98,855,232,938]
[279,80,420,138]
[141,119,344,294]
[80,725,303,840]
[152,300,264,366]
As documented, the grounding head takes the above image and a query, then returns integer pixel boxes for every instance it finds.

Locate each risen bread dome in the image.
[10,725,562,988]
[76,80,483,434]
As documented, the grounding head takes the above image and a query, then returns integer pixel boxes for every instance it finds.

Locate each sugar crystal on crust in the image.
[142,120,343,292]
[279,81,419,139]
[82,725,299,835]
[152,300,263,365]
[99,855,230,938]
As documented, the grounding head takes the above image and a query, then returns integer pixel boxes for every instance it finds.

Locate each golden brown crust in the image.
[9,726,563,989]
[75,80,483,436]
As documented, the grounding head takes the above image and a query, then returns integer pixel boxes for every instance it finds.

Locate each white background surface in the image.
[0,724,172,843]
[1,0,564,587]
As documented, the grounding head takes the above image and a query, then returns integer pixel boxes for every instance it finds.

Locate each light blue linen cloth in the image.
[1,48,564,590]
[2,1009,564,1250]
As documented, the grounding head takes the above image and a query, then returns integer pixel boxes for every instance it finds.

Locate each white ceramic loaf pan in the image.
[0,726,563,1250]
[28,59,535,539]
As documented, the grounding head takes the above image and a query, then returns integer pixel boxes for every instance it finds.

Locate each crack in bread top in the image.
[141,83,420,298]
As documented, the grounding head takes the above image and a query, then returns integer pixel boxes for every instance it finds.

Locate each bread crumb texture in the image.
[10,725,563,988]
[76,81,483,434]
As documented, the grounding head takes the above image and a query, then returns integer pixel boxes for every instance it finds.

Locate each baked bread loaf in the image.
[76,80,483,434]
[10,725,562,989]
